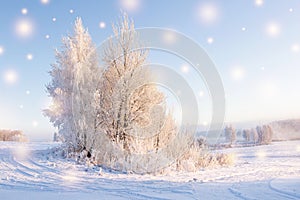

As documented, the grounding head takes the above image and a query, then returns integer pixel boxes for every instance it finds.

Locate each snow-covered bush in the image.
[175,145,235,172]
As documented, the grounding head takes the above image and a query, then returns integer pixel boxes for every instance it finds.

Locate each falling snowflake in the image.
[15,18,35,38]
[231,66,245,81]
[289,8,293,12]
[199,91,204,97]
[26,54,33,60]
[265,22,281,38]
[99,22,106,29]
[163,30,177,44]
[32,120,38,127]
[202,121,208,126]
[181,64,189,73]
[41,0,50,5]
[52,17,57,22]
[0,46,4,55]
[291,44,299,53]
[242,27,247,31]
[255,0,264,7]
[120,0,140,12]
[45,34,50,39]
[197,3,219,25]
[3,70,18,85]
[207,37,214,44]
[69,9,74,14]
[256,150,266,159]
[26,90,30,95]
[21,8,28,15]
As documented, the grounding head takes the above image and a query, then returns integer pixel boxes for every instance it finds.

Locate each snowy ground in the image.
[0,141,300,200]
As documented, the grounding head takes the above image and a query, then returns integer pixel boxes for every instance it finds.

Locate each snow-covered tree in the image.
[236,130,242,137]
[256,126,263,144]
[231,126,237,144]
[224,126,231,142]
[256,125,273,145]
[243,129,251,142]
[224,125,236,145]
[70,19,100,154]
[88,14,195,173]
[97,13,176,153]
[250,128,258,144]
[262,125,273,144]
[44,18,99,152]
[53,132,58,142]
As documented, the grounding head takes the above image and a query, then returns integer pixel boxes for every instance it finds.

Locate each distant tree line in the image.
[224,124,273,146]
[269,119,300,141]
[243,125,273,145]
[0,129,27,142]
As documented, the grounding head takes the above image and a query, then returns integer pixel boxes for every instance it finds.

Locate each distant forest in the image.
[0,129,27,142]
[270,119,300,141]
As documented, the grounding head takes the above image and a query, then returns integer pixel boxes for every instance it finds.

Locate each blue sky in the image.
[0,0,299,141]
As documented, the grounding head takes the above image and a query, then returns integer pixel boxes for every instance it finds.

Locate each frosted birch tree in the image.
[225,125,236,145]
[251,128,258,144]
[256,125,273,145]
[97,14,176,154]
[243,129,251,142]
[45,18,99,152]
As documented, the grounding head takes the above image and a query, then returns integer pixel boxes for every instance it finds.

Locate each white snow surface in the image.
[0,141,300,200]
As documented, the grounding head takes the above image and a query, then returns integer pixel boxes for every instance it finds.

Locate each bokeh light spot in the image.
[99,22,106,29]
[266,22,281,38]
[207,37,214,44]
[15,18,35,38]
[197,3,219,25]
[0,46,4,55]
[120,0,140,12]
[3,69,18,85]
[231,67,245,81]
[255,0,264,7]
[26,54,33,60]
[41,0,50,5]
[21,8,28,15]
[291,44,299,53]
